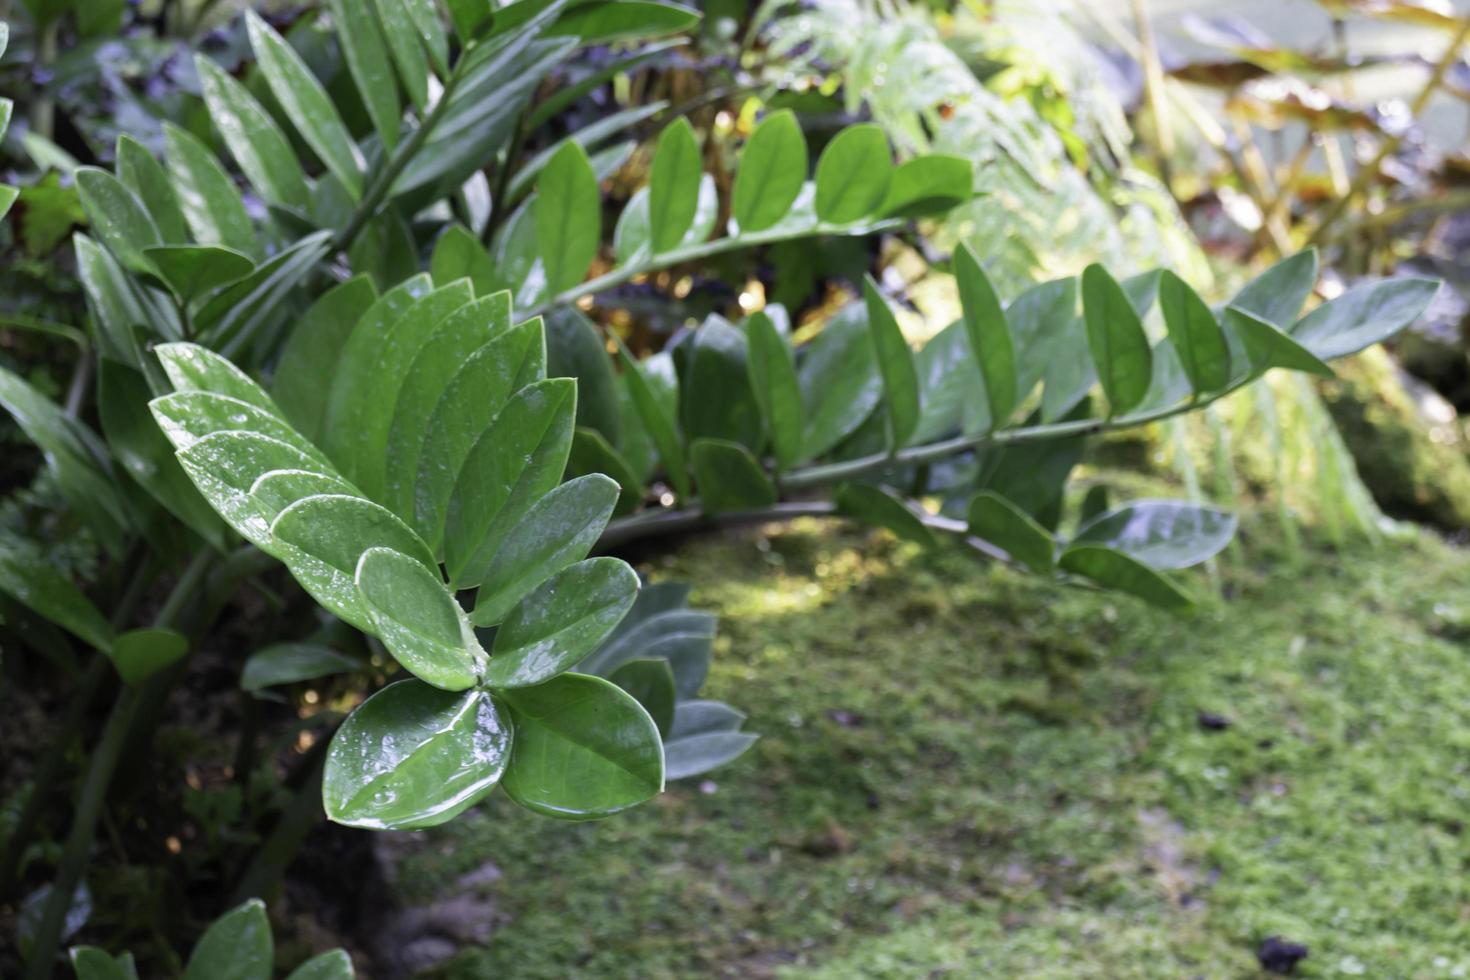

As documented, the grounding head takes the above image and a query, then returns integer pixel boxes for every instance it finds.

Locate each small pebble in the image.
[1258,936,1309,974]
[1197,710,1232,731]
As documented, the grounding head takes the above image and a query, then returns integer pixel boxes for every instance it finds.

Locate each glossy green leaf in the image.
[690,438,776,514]
[151,391,323,463]
[1231,248,1318,327]
[194,232,334,356]
[356,547,481,691]
[75,167,160,274]
[545,307,621,445]
[195,55,310,211]
[799,304,883,459]
[566,426,644,516]
[608,658,676,737]
[371,0,430,109]
[485,558,639,687]
[1011,276,1080,400]
[835,482,936,547]
[1158,270,1230,393]
[182,899,271,980]
[414,319,546,547]
[550,0,700,41]
[283,949,355,980]
[618,346,689,498]
[273,276,379,442]
[745,310,803,471]
[1073,500,1237,570]
[955,244,1018,423]
[1223,305,1333,378]
[500,672,664,820]
[534,141,601,293]
[649,117,702,253]
[471,474,620,627]
[1082,263,1153,414]
[664,730,758,780]
[684,317,763,449]
[247,11,365,200]
[110,627,188,685]
[240,643,362,693]
[250,469,358,518]
[580,608,714,696]
[814,124,891,224]
[911,320,987,442]
[116,135,187,244]
[270,494,437,632]
[732,109,806,233]
[861,277,920,449]
[967,491,1056,574]
[670,699,745,738]
[173,431,332,549]
[430,225,497,295]
[155,342,278,414]
[163,122,256,256]
[1290,277,1439,361]
[1058,544,1193,612]
[142,245,254,305]
[324,680,511,830]
[0,543,114,651]
[68,947,136,980]
[445,378,576,588]
[330,0,400,150]
[384,293,514,520]
[878,154,971,218]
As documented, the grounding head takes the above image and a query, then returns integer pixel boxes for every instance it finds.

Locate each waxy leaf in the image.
[878,154,971,218]
[745,311,803,471]
[580,610,714,696]
[173,431,333,548]
[608,658,676,737]
[75,167,160,275]
[670,699,746,738]
[665,730,759,780]
[151,391,327,464]
[116,134,187,243]
[155,342,279,414]
[249,469,358,517]
[111,627,188,685]
[835,482,936,547]
[691,438,777,514]
[430,225,497,295]
[683,317,763,449]
[862,277,920,448]
[324,680,511,829]
[273,276,379,442]
[193,232,333,355]
[164,123,256,256]
[799,304,883,459]
[550,0,700,41]
[247,11,365,200]
[415,320,546,548]
[732,109,807,232]
[330,0,401,150]
[649,117,703,253]
[0,544,114,651]
[814,124,891,223]
[618,346,690,498]
[911,320,987,442]
[955,244,1018,423]
[1058,544,1193,612]
[1223,305,1333,378]
[1231,248,1318,328]
[283,949,355,980]
[270,495,437,632]
[1082,263,1152,414]
[613,174,718,265]
[545,307,621,445]
[241,643,362,693]
[1073,500,1237,570]
[472,474,621,627]
[68,948,136,980]
[1290,277,1439,360]
[183,899,271,980]
[445,378,576,588]
[485,558,640,687]
[534,141,601,293]
[967,491,1055,574]
[143,245,254,305]
[566,427,644,516]
[1158,270,1230,393]
[500,672,664,820]
[356,547,481,691]
[195,55,309,211]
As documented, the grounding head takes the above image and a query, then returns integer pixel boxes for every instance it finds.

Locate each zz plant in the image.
[0,0,1439,975]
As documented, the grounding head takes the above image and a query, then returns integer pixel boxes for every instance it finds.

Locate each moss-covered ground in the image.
[394,511,1470,978]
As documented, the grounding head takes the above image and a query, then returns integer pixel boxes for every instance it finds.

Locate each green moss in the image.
[397,515,1470,978]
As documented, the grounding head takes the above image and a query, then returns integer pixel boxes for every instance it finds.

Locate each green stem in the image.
[228,736,329,906]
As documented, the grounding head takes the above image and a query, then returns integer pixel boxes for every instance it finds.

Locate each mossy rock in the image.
[1319,346,1470,529]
